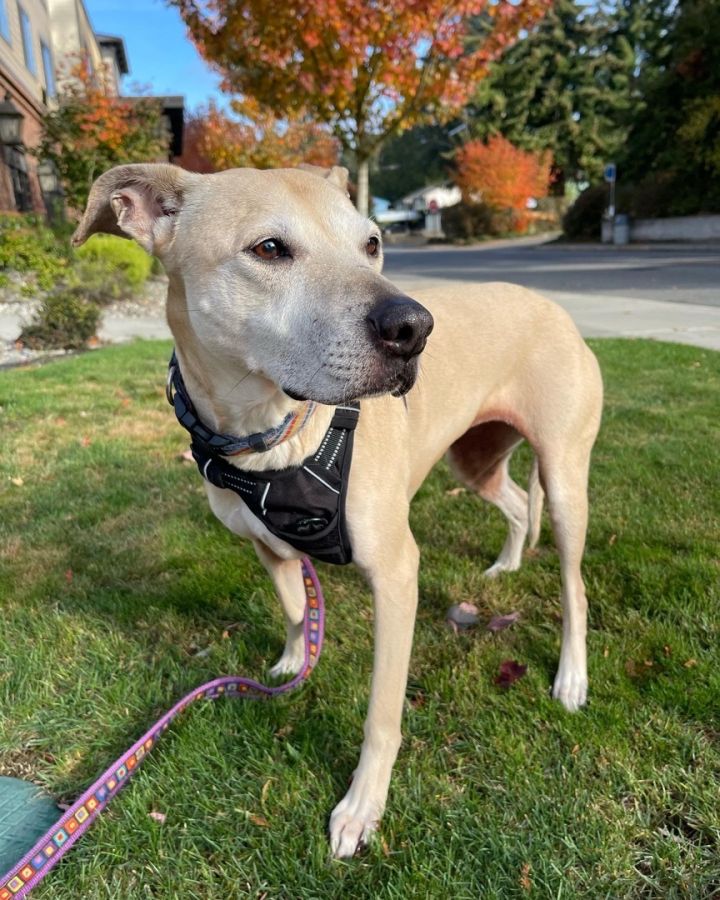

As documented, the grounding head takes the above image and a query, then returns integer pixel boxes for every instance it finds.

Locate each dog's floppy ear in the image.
[72,163,195,255]
[298,163,350,195]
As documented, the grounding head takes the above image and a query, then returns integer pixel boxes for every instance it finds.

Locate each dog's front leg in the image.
[252,541,307,677]
[330,530,419,858]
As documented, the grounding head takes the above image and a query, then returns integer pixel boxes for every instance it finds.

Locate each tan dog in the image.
[74,163,603,858]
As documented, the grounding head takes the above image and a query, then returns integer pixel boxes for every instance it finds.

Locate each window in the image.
[41,41,55,97]
[4,146,33,211]
[18,4,36,75]
[0,0,10,43]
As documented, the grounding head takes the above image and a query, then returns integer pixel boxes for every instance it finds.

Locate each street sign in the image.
[604,163,617,183]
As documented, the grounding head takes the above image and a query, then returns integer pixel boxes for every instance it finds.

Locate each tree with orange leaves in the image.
[171,0,553,214]
[177,100,339,174]
[38,58,169,210]
[454,135,552,231]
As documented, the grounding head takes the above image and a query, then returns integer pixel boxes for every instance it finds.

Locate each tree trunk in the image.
[355,156,370,217]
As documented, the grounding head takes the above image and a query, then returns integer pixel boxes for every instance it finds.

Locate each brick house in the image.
[0,0,183,215]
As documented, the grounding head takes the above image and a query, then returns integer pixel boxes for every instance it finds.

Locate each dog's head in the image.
[74,163,433,404]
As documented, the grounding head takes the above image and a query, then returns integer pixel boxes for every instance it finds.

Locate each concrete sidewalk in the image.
[388,276,720,351]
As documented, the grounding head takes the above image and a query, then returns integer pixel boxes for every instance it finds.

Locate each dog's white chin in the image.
[283,361,419,405]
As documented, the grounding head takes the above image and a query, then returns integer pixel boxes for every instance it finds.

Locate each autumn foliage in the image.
[171,0,553,211]
[38,58,169,209]
[454,136,552,230]
[177,100,339,173]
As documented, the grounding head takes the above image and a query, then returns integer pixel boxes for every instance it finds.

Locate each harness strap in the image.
[0,560,325,899]
[193,403,360,566]
[167,352,318,456]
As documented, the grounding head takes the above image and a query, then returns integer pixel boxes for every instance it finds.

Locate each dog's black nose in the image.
[367,297,434,360]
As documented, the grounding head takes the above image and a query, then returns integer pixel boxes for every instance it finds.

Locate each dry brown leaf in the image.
[9,477,24,487]
[487,611,521,633]
[520,862,532,892]
[250,813,269,828]
[609,533,617,545]
[445,487,466,496]
[684,658,698,668]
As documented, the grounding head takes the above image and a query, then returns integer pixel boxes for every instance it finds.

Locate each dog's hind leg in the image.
[539,446,593,712]
[477,457,529,577]
[252,541,306,677]
[447,421,528,576]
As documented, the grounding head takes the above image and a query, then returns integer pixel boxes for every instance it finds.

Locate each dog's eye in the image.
[252,239,289,261]
[366,236,380,257]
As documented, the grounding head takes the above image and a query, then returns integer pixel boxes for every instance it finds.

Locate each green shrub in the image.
[19,290,101,350]
[441,202,517,240]
[75,234,152,291]
[64,257,136,306]
[0,213,70,292]
[562,185,608,239]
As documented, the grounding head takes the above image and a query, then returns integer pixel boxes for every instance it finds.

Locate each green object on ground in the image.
[0,777,60,875]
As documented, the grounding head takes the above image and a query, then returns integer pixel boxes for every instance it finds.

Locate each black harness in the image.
[167,355,359,566]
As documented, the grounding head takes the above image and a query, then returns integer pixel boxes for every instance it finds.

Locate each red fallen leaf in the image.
[494,659,527,689]
[65,569,73,583]
[249,813,269,827]
[487,611,521,633]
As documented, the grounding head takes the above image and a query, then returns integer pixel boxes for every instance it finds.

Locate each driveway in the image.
[383,238,720,350]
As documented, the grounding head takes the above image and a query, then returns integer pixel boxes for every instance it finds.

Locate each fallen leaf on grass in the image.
[249,813,269,828]
[494,659,527,689]
[65,569,73,583]
[487,611,521,632]
[9,477,24,487]
[684,658,698,668]
[148,811,166,824]
[519,862,532,892]
[446,602,479,632]
[80,436,91,447]
[445,487,466,497]
[609,533,617,545]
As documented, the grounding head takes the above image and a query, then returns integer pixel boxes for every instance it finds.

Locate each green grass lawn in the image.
[1,339,719,899]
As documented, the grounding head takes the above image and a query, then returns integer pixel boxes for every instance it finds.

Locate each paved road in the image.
[384,238,720,350]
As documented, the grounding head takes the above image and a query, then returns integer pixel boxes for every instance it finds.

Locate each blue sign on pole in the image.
[604,163,617,183]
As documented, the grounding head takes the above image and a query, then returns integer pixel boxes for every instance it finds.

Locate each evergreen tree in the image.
[466,0,634,193]
[370,125,454,203]
[620,0,720,211]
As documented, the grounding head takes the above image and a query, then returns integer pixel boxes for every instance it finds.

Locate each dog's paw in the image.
[329,794,381,859]
[552,668,588,712]
[483,560,519,578]
[268,646,305,678]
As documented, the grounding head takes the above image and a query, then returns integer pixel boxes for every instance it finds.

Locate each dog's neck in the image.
[167,283,334,472]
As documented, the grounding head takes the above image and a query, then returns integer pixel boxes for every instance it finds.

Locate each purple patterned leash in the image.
[0,559,324,899]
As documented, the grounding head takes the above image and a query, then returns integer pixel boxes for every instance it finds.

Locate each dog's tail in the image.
[527,455,544,549]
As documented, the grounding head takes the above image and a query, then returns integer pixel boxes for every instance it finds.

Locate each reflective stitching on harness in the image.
[326,431,345,470]
[302,466,341,494]
[259,483,270,516]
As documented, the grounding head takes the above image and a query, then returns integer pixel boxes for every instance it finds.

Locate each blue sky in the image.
[85,0,225,109]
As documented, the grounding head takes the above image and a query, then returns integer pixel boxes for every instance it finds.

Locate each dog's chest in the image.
[204,482,302,560]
